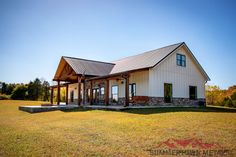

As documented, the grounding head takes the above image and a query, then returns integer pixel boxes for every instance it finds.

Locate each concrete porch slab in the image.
[19,104,198,113]
[19,105,79,113]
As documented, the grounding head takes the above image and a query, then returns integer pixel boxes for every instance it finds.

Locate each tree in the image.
[6,84,16,95]
[205,85,224,105]
[231,92,236,108]
[1,82,7,94]
[34,78,42,100]
[1,78,52,101]
[42,81,50,101]
[27,81,34,100]
[27,78,43,100]
[206,85,236,108]
[11,85,28,100]
[230,92,236,100]
[0,83,16,95]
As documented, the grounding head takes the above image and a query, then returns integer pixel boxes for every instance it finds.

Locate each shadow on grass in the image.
[61,107,90,112]
[122,106,236,115]
[61,106,236,115]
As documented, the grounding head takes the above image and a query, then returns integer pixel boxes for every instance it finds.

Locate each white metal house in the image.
[51,42,210,106]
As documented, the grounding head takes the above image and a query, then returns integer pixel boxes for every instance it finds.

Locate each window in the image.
[93,89,96,99]
[176,54,186,67]
[129,83,136,100]
[189,86,197,100]
[100,87,105,100]
[86,89,90,102]
[164,83,172,103]
[111,85,118,102]
[93,88,100,103]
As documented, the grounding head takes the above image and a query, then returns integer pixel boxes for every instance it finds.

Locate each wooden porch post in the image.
[90,81,93,105]
[50,87,54,104]
[105,79,109,106]
[66,84,69,105]
[124,75,129,107]
[78,76,81,106]
[57,80,60,105]
[83,81,86,105]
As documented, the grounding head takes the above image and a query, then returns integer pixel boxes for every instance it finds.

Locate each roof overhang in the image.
[53,57,78,81]
[53,57,104,82]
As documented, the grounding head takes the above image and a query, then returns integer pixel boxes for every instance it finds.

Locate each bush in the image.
[231,92,236,100]
[0,94,10,100]
[198,101,206,107]
[215,101,224,106]
[11,85,28,100]
[232,100,236,108]
[223,98,233,107]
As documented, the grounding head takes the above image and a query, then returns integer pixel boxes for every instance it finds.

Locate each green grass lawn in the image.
[0,100,236,156]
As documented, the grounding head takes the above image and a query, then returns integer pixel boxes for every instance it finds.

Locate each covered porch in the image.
[51,72,131,107]
[52,56,131,107]
[52,56,150,107]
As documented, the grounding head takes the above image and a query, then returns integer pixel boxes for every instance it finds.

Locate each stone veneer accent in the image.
[109,98,126,106]
[148,97,205,107]
[110,97,206,107]
[70,97,205,107]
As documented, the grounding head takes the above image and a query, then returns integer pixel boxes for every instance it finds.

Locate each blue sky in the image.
[0,0,235,89]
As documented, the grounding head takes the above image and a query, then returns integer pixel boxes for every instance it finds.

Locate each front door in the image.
[70,90,74,103]
[164,83,172,103]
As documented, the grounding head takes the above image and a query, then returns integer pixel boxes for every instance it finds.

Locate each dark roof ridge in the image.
[62,56,115,65]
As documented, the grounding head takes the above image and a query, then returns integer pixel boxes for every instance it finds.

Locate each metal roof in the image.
[54,42,210,81]
[63,57,115,76]
[110,42,183,74]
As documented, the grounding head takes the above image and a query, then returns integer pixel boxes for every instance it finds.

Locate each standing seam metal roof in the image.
[61,43,183,76]
[63,57,115,76]
[110,42,183,74]
[55,42,209,81]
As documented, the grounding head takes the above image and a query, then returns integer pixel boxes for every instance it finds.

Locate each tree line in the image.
[206,85,236,108]
[0,78,50,101]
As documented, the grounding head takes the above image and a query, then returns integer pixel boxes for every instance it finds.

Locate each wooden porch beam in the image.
[78,76,81,106]
[90,81,93,105]
[57,80,60,105]
[105,79,109,106]
[123,74,129,107]
[83,81,85,105]
[66,84,68,105]
[50,87,54,104]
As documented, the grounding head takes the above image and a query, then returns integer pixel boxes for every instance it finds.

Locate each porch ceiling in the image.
[53,57,78,81]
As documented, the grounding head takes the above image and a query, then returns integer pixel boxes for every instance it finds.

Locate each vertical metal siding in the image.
[109,70,149,98]
[149,47,206,98]
[129,71,149,96]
